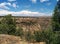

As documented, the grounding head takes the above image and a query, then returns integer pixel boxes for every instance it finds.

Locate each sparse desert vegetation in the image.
[0,0,60,44]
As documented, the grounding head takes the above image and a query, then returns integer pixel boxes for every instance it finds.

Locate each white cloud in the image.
[57,0,59,1]
[0,2,11,6]
[0,10,52,16]
[0,2,19,9]
[8,0,16,2]
[40,0,49,2]
[12,3,18,8]
[7,3,11,6]
[0,2,11,9]
[30,0,37,3]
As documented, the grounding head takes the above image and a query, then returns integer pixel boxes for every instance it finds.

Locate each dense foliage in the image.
[0,14,24,36]
[52,0,60,31]
[0,14,16,35]
[51,0,60,44]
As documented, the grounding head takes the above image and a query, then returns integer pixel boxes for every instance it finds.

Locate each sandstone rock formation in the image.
[16,16,51,31]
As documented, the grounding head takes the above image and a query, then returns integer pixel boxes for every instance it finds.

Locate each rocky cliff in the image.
[15,16,51,31]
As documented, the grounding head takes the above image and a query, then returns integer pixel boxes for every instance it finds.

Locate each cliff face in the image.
[16,16,51,31]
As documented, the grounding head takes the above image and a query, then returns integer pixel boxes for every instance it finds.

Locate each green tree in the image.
[52,0,60,31]
[1,14,16,25]
[0,24,9,34]
[0,14,16,35]
[52,1,60,44]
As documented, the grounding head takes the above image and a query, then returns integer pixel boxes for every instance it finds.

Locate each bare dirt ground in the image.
[0,34,46,44]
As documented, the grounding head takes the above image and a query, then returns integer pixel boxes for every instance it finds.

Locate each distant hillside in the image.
[15,16,52,31]
[0,16,52,31]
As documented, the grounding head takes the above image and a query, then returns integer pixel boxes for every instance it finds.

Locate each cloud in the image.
[8,0,16,2]
[0,10,52,16]
[57,0,59,1]
[0,2,19,9]
[0,2,11,10]
[12,3,17,8]
[30,0,37,3]
[12,3,18,8]
[40,0,49,2]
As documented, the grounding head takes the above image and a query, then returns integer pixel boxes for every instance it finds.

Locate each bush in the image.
[0,24,9,34]
[33,29,55,44]
[0,14,16,35]
[15,27,23,38]
[33,31,41,42]
[7,25,16,35]
[52,32,60,44]
[24,31,33,41]
[44,29,54,44]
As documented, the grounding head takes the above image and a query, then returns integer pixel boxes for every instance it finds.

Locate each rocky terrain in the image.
[0,34,46,44]
[0,16,51,31]
[16,16,51,31]
[0,16,51,44]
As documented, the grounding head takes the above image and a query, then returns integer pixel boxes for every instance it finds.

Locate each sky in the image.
[0,0,58,16]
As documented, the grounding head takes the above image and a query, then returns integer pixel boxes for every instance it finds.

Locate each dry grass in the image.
[0,34,46,44]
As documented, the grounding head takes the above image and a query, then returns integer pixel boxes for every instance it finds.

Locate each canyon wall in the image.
[15,16,51,31]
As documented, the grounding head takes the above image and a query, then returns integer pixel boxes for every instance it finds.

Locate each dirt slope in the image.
[0,34,46,44]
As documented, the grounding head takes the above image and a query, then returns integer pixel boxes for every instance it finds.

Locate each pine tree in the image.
[52,0,60,31]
